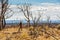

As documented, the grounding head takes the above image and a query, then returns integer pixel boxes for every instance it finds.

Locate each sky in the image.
[0,0,60,23]
[8,0,60,5]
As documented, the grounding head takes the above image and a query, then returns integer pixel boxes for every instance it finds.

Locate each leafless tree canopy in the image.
[30,11,42,27]
[17,3,31,27]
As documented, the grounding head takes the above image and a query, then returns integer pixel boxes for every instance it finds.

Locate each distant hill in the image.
[5,20,60,25]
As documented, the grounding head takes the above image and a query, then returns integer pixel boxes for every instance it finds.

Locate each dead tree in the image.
[0,0,14,30]
[46,15,51,27]
[17,3,31,27]
[30,11,42,27]
[0,0,8,30]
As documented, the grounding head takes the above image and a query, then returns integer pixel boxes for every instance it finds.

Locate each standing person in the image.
[18,21,22,32]
[20,22,22,30]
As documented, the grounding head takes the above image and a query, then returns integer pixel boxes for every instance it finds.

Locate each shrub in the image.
[57,26,60,30]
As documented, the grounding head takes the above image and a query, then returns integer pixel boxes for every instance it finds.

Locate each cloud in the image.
[6,3,60,21]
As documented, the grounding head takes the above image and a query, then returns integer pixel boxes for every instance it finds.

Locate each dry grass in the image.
[0,25,60,40]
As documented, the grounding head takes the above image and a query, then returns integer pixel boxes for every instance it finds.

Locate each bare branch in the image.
[17,3,31,27]
[30,11,42,27]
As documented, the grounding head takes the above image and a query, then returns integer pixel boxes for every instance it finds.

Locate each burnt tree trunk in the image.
[28,18,30,27]
[0,0,8,30]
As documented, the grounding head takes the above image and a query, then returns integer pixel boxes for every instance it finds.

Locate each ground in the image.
[0,25,60,40]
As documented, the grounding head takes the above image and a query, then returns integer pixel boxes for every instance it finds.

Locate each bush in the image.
[57,26,60,30]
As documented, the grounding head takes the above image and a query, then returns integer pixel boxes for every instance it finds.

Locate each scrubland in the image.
[0,24,60,40]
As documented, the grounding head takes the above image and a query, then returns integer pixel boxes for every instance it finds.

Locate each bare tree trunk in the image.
[0,3,3,30]
[3,16,6,28]
[0,17,3,30]
[27,18,30,27]
[0,0,8,30]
